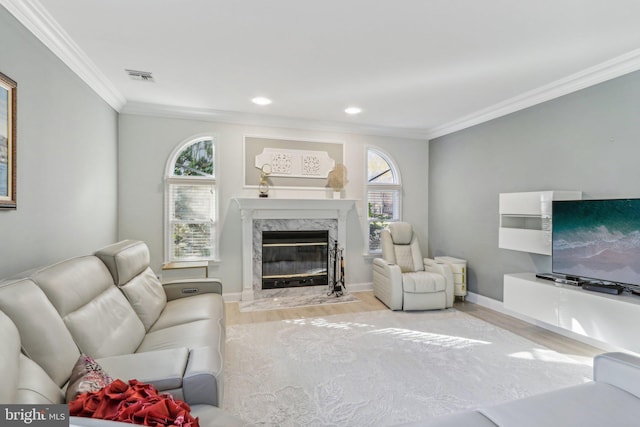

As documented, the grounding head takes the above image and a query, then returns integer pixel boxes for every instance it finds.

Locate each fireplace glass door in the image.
[262,230,329,289]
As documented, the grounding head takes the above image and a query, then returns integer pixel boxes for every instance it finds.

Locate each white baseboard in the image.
[223,292,242,302]
[347,282,373,293]
[465,292,620,353]
[464,291,505,312]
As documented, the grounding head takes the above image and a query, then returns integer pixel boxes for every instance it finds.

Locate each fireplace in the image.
[234,197,355,301]
[261,230,329,289]
[254,219,337,295]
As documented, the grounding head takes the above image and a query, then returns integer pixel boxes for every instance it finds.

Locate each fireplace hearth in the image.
[262,230,329,289]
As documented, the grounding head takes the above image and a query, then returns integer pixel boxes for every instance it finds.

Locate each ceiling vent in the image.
[125,69,154,82]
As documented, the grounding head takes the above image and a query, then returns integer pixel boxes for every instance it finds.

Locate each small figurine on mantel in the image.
[327,163,347,199]
[258,163,272,197]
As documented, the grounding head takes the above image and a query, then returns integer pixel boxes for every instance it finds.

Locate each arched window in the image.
[165,137,217,262]
[367,147,401,252]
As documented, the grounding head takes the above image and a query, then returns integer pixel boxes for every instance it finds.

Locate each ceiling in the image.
[5,0,640,139]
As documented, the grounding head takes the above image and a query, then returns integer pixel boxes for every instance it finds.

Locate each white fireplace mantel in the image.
[233,197,356,300]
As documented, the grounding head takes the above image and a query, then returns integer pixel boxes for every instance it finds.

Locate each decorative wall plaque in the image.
[255,148,335,178]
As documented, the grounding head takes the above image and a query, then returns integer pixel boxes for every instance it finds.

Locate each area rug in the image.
[223,308,593,426]
[238,292,360,312]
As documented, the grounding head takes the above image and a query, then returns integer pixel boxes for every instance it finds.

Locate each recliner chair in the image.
[373,222,454,311]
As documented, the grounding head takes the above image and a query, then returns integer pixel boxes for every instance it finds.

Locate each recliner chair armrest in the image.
[162,278,222,301]
[424,258,454,283]
[594,352,640,399]
[424,258,455,307]
[373,258,403,310]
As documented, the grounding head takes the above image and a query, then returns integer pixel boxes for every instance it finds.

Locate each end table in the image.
[435,256,467,301]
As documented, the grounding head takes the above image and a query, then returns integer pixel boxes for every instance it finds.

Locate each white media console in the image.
[504,273,640,354]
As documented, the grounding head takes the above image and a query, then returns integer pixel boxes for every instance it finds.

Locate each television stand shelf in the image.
[504,273,640,354]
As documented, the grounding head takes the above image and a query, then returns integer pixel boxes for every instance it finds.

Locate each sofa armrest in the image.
[96,348,189,391]
[183,346,224,407]
[372,258,403,310]
[424,258,454,306]
[594,352,640,398]
[162,278,222,301]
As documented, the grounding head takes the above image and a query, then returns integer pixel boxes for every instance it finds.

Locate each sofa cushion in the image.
[0,310,20,403]
[149,293,224,332]
[138,319,224,353]
[31,256,146,358]
[31,256,115,316]
[66,286,146,357]
[16,354,65,404]
[0,310,64,405]
[0,279,80,387]
[120,268,167,331]
[481,382,640,427]
[95,240,150,286]
[95,240,167,331]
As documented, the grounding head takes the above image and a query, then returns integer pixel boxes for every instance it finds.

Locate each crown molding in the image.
[120,48,640,141]
[426,48,640,140]
[5,0,639,139]
[121,102,430,140]
[1,0,126,111]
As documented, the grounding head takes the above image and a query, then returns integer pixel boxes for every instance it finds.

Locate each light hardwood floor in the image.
[225,291,605,360]
[225,291,386,325]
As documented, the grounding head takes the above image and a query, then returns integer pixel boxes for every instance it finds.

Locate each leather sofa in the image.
[0,239,243,427]
[400,352,640,426]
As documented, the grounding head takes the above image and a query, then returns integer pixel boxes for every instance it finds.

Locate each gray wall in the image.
[118,114,429,295]
[0,6,118,278]
[429,70,640,301]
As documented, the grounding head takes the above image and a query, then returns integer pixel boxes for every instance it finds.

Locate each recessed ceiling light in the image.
[345,107,362,115]
[252,97,272,106]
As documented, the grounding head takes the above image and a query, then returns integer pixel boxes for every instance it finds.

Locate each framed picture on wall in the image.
[0,71,16,209]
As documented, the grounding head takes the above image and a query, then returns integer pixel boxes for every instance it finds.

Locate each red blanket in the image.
[70,379,199,427]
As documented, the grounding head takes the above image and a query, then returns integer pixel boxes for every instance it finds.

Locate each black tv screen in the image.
[552,198,640,286]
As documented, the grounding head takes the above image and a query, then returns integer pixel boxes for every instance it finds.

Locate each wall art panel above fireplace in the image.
[244,136,344,188]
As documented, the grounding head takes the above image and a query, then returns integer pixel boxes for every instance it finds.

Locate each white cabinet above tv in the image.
[499,190,582,255]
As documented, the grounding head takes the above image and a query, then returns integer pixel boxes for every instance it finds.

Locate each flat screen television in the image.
[552,198,640,286]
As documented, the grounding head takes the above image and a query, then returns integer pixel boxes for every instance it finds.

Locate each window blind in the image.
[168,182,216,260]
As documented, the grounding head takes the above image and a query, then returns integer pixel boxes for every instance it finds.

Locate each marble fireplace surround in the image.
[233,198,355,301]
